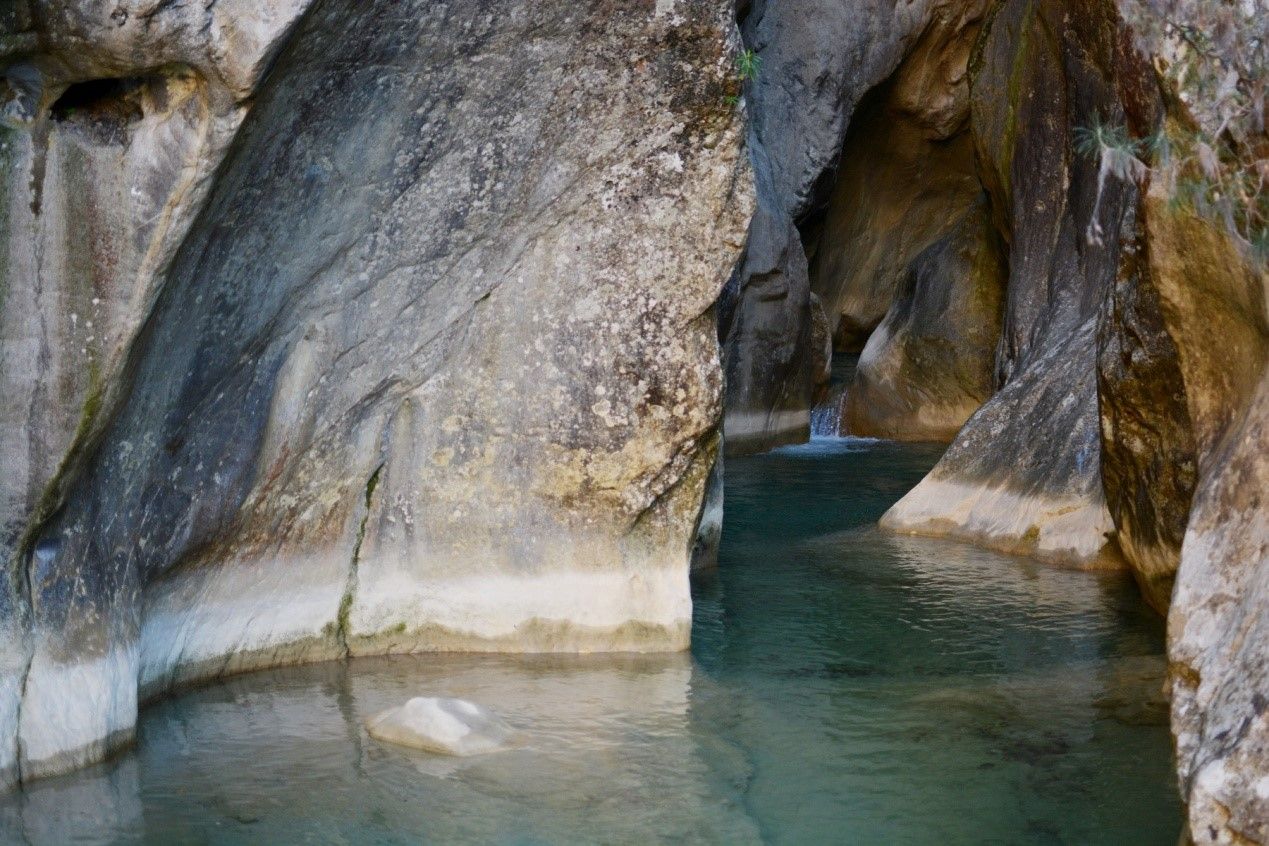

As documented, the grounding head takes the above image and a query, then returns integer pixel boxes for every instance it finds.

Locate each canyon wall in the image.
[729,0,1267,839]
[1,0,1265,837]
[882,0,1162,565]
[0,0,751,785]
[720,0,986,454]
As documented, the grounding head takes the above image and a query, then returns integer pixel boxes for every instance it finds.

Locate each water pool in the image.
[0,437,1181,844]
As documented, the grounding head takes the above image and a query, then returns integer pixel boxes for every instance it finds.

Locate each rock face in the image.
[0,0,751,786]
[884,0,1162,566]
[1098,191,1268,612]
[1169,372,1268,845]
[809,0,988,351]
[720,0,979,454]
[1,0,312,790]
[843,198,1004,441]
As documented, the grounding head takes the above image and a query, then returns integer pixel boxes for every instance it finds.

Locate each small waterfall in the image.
[811,352,858,438]
[810,382,848,438]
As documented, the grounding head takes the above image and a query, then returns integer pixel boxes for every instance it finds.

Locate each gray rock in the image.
[0,0,312,789]
[721,0,965,455]
[1,0,751,784]
[809,0,988,350]
[1169,371,1269,844]
[719,204,813,455]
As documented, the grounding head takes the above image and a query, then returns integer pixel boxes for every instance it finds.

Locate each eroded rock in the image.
[844,198,1004,441]
[1169,371,1269,844]
[0,0,313,789]
[721,0,978,455]
[810,0,988,350]
[1098,191,1268,613]
[1,0,751,784]
[884,0,1162,567]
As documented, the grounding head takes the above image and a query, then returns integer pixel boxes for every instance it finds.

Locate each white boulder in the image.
[364,698,513,757]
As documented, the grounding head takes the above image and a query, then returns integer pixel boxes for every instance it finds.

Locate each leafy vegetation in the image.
[736,48,761,82]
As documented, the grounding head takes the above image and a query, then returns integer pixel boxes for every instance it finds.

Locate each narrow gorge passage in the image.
[1,0,1264,841]
[0,433,1180,844]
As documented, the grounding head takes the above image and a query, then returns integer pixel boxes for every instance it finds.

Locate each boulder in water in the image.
[365,698,513,757]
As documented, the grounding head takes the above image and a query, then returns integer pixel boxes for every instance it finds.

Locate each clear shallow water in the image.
[0,437,1181,844]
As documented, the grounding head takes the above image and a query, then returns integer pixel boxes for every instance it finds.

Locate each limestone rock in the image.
[721,0,976,454]
[365,697,512,757]
[881,317,1118,565]
[0,0,313,790]
[810,0,988,350]
[1098,192,1268,613]
[844,198,1004,442]
[1169,372,1269,845]
[1,0,751,785]
[719,205,814,455]
[740,0,969,220]
[884,0,1162,567]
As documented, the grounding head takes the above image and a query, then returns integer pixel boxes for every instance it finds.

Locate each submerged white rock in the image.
[365,698,513,757]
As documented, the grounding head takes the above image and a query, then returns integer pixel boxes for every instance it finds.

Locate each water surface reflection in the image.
[0,437,1179,844]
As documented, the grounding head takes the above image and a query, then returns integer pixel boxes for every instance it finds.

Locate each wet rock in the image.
[365,697,513,757]
[1,0,751,784]
[690,451,725,573]
[808,293,833,400]
[1169,372,1269,845]
[844,198,1005,442]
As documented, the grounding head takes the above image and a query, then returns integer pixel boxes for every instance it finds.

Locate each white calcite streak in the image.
[350,563,692,654]
[18,647,139,781]
[138,552,350,697]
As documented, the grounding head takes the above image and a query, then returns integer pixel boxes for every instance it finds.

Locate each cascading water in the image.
[810,353,857,438]
[810,384,848,437]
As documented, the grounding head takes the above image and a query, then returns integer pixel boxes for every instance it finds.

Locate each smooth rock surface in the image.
[721,0,969,454]
[1,0,751,784]
[365,697,512,756]
[884,0,1161,567]
[0,0,311,789]
[810,0,987,350]
[844,198,1004,441]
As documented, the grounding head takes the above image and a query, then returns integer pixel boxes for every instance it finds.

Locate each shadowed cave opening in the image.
[50,77,144,123]
[47,75,157,144]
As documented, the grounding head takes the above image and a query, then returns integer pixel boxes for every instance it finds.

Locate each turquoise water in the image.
[0,437,1180,844]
